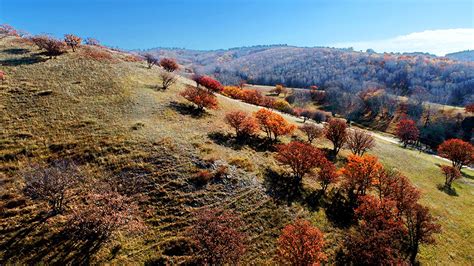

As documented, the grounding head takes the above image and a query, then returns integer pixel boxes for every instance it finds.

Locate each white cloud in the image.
[332,28,474,56]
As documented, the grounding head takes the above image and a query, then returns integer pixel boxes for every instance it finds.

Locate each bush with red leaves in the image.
[276,219,326,265]
[31,35,66,58]
[188,208,246,264]
[180,85,218,111]
[193,75,223,93]
[396,118,419,148]
[159,57,179,72]
[225,111,259,138]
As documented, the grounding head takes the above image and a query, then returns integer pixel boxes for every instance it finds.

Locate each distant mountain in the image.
[445,50,474,62]
[142,45,474,106]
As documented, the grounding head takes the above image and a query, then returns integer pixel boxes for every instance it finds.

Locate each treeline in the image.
[149,46,474,106]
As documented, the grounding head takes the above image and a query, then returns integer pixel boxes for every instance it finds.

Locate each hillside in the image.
[1,37,474,264]
[446,50,474,62]
[144,45,474,106]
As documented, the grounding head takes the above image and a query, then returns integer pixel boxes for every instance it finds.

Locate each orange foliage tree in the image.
[275,141,325,183]
[437,138,474,170]
[180,85,218,111]
[341,154,384,200]
[64,34,82,52]
[277,219,326,265]
[323,118,348,157]
[315,158,339,194]
[396,118,419,148]
[254,109,295,141]
[224,111,259,138]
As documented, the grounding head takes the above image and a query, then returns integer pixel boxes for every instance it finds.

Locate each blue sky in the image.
[1,0,473,54]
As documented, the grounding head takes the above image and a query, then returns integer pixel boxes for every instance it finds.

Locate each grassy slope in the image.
[1,37,473,264]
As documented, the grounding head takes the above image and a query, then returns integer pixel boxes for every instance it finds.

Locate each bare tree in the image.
[160,71,178,90]
[299,123,322,144]
[144,53,158,69]
[346,129,375,156]
[23,160,81,214]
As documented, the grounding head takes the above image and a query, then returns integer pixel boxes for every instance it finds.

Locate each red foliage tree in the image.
[341,154,384,200]
[0,24,19,37]
[0,70,5,82]
[437,138,474,170]
[346,129,375,156]
[315,158,339,194]
[323,118,348,157]
[31,35,66,58]
[275,141,325,183]
[64,34,82,52]
[241,89,264,105]
[225,111,259,138]
[299,123,322,144]
[188,208,247,264]
[254,109,295,141]
[440,165,461,189]
[159,57,179,72]
[194,75,223,93]
[396,118,419,148]
[277,219,326,265]
[180,85,218,111]
[344,195,405,265]
[465,103,474,113]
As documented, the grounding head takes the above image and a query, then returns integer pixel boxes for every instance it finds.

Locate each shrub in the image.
[312,110,328,123]
[324,118,348,157]
[346,129,375,156]
[85,37,100,46]
[0,24,19,36]
[31,35,66,58]
[222,86,243,99]
[437,138,474,169]
[275,141,325,183]
[277,219,326,265]
[192,169,214,185]
[254,108,295,141]
[81,46,114,61]
[144,53,158,68]
[396,118,419,148]
[241,89,264,105]
[465,103,474,113]
[440,165,461,189]
[299,123,322,144]
[193,75,223,93]
[160,71,177,90]
[273,99,292,113]
[180,85,218,111]
[64,34,82,52]
[159,57,179,72]
[188,208,246,264]
[224,111,259,138]
[0,70,5,81]
[22,160,81,214]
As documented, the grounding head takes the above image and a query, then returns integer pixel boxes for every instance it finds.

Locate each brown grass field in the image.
[0,36,473,264]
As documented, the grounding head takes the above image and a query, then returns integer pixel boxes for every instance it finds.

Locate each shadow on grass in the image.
[324,190,356,228]
[2,48,30,55]
[168,101,210,119]
[436,184,459,196]
[461,170,473,180]
[207,131,276,152]
[0,54,47,66]
[263,167,302,205]
[0,211,107,264]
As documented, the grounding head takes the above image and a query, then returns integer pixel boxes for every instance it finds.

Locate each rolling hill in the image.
[1,36,473,264]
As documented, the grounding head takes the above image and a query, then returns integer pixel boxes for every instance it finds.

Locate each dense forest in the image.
[143,46,474,106]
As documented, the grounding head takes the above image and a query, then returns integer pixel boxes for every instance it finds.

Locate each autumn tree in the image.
[299,123,322,144]
[277,219,326,265]
[465,103,474,113]
[0,70,5,82]
[64,34,82,52]
[224,111,259,138]
[323,118,348,157]
[31,35,66,58]
[275,141,325,183]
[344,196,405,265]
[341,154,384,201]
[437,138,474,170]
[0,24,19,37]
[143,53,158,69]
[22,160,81,214]
[440,165,461,190]
[180,85,218,111]
[254,108,295,141]
[159,57,179,72]
[396,118,419,148]
[194,75,223,93]
[346,129,375,156]
[188,208,247,264]
[315,158,339,194]
[271,84,286,96]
